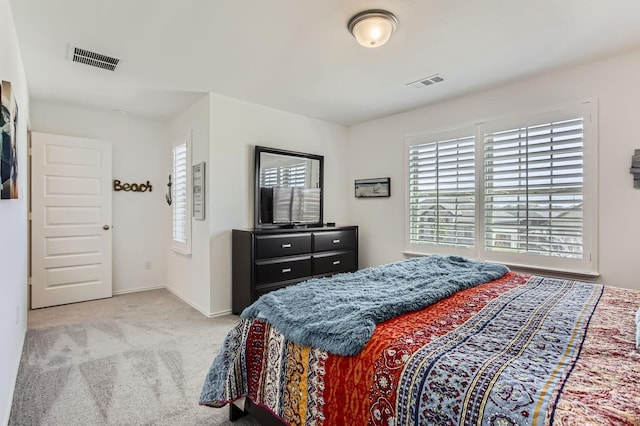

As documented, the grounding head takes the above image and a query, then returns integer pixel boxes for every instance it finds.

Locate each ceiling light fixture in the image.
[348,9,398,48]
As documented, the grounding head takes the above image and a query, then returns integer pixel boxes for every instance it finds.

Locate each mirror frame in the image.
[254,146,324,229]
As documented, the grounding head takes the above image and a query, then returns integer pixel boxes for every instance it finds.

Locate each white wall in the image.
[29,102,169,294]
[207,94,350,314]
[165,94,350,316]
[166,94,212,314]
[0,1,29,423]
[347,48,640,291]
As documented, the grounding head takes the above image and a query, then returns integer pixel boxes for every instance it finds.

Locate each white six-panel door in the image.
[31,132,112,309]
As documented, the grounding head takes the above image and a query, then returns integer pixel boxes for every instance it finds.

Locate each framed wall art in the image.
[192,162,205,220]
[1,80,19,200]
[355,177,390,198]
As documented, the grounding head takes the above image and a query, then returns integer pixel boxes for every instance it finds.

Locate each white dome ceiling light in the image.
[348,9,398,48]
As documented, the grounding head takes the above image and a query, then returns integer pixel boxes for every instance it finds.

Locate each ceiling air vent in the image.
[70,46,119,71]
[407,74,445,89]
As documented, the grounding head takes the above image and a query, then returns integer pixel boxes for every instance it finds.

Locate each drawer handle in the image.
[281,243,292,248]
[282,268,292,273]
[332,239,341,244]
[332,260,341,265]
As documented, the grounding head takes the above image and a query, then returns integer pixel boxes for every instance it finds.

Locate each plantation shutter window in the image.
[260,162,308,187]
[285,162,307,187]
[171,134,191,254]
[260,167,278,187]
[173,142,188,243]
[483,118,584,259]
[408,133,476,249]
[405,102,597,274]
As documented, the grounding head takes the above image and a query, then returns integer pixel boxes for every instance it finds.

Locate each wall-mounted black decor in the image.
[355,177,390,198]
[165,175,172,205]
[631,149,640,189]
[113,180,152,192]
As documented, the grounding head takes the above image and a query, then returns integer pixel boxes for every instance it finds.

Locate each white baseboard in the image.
[3,324,26,426]
[112,285,165,296]
[209,308,233,318]
[165,286,232,318]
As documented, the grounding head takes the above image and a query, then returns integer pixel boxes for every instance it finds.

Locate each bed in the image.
[200,255,640,425]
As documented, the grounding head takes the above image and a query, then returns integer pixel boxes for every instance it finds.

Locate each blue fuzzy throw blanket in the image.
[242,255,508,356]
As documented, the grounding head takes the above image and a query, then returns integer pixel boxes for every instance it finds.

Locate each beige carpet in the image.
[9,289,261,426]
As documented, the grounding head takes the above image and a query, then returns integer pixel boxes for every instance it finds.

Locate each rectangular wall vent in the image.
[71,47,119,71]
[407,74,445,89]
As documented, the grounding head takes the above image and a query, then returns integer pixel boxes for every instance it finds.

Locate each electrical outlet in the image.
[144,261,152,270]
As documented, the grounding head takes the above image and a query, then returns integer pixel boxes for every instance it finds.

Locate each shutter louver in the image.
[261,162,307,187]
[483,118,584,259]
[260,167,278,187]
[286,162,307,187]
[409,135,475,248]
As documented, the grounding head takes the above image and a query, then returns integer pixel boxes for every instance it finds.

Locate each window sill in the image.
[402,251,600,281]
[171,247,192,256]
[500,262,599,282]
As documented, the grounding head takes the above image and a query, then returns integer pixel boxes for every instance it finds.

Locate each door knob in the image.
[103,225,111,230]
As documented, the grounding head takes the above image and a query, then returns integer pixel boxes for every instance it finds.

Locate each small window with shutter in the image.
[172,134,191,254]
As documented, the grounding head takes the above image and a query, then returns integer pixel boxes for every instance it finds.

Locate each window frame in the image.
[171,132,192,255]
[404,101,598,275]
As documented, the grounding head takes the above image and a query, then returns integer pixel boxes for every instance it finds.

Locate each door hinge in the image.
[28,147,32,156]
[28,212,32,221]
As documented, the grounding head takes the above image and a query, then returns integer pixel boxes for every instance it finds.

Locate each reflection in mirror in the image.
[255,147,323,228]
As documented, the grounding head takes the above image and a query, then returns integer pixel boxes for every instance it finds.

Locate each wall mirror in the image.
[254,146,324,229]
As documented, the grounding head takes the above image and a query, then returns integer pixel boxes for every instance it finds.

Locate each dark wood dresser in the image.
[232,225,358,314]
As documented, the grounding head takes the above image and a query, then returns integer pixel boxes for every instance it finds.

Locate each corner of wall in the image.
[1,0,31,422]
[2,326,25,426]
[166,93,214,316]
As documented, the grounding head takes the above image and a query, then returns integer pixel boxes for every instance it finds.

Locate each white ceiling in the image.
[10,0,640,125]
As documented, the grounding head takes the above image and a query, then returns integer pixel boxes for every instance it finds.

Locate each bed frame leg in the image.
[229,403,248,421]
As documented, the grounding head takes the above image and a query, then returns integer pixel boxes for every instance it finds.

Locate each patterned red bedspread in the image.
[200,272,640,425]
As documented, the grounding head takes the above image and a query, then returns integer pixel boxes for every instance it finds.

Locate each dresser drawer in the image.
[233,226,358,314]
[255,256,312,285]
[254,280,306,300]
[313,251,356,275]
[313,230,356,252]
[254,283,287,300]
[255,233,312,259]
